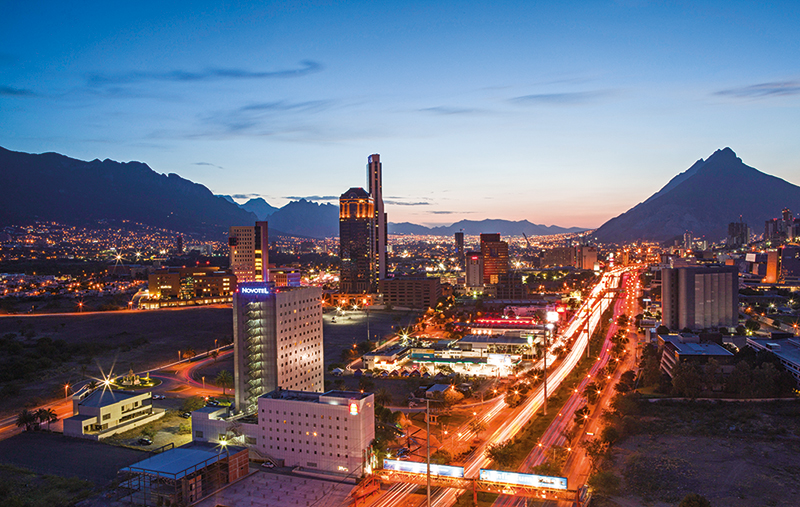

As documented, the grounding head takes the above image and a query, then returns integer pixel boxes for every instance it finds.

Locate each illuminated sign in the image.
[546,311,559,323]
[479,469,567,490]
[349,401,359,415]
[487,354,513,367]
[383,460,464,478]
[239,283,271,295]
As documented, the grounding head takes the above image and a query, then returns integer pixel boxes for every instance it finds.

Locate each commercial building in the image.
[64,389,164,440]
[661,265,738,331]
[543,245,596,270]
[229,221,269,283]
[233,282,324,414]
[256,389,375,476]
[339,188,375,294]
[454,232,465,269]
[368,154,388,281]
[363,345,410,370]
[465,251,483,288]
[657,334,734,378]
[268,267,302,287]
[117,441,249,507]
[378,276,442,309]
[747,337,800,385]
[480,233,509,285]
[575,245,598,271]
[728,220,750,247]
[147,266,235,302]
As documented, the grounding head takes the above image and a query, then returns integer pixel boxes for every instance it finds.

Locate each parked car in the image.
[261,461,275,469]
[152,394,165,400]
[138,437,153,445]
[180,412,191,419]
[206,400,219,407]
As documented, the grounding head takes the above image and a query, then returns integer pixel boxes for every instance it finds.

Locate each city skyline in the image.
[2,1,799,228]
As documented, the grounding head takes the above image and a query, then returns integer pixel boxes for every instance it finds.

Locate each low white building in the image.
[257,390,375,477]
[192,390,375,477]
[64,389,164,440]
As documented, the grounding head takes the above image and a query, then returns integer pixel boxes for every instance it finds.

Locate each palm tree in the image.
[36,408,57,430]
[211,350,220,363]
[469,419,487,437]
[16,409,37,431]
[375,388,392,407]
[215,370,233,397]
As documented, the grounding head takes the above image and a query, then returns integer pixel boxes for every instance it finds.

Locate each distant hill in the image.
[593,148,800,243]
[0,147,256,237]
[267,199,339,238]
[240,197,279,220]
[389,219,585,236]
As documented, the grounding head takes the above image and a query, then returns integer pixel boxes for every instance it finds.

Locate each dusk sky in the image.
[2,1,799,228]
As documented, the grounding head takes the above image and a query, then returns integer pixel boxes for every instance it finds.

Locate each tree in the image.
[15,409,37,431]
[574,405,590,426]
[430,449,453,464]
[183,348,197,359]
[600,425,620,445]
[744,319,760,333]
[655,325,670,335]
[485,439,515,468]
[37,407,57,430]
[215,370,233,396]
[583,383,601,404]
[443,388,464,406]
[469,419,487,437]
[180,396,206,413]
[671,362,702,398]
[375,388,392,407]
[678,493,712,507]
[358,377,375,392]
[587,470,620,497]
[211,350,220,363]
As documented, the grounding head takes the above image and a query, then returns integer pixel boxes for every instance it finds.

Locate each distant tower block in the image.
[367,154,387,281]
[229,221,269,283]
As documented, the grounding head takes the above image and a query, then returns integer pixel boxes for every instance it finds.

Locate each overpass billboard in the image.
[383,459,464,478]
[479,469,567,490]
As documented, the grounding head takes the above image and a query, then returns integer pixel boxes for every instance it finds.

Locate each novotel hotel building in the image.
[233,282,324,414]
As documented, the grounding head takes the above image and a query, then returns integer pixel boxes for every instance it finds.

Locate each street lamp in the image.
[64,383,69,399]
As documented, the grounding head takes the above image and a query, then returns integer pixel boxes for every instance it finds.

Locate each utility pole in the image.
[426,398,431,507]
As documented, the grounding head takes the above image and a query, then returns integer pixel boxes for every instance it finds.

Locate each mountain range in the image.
[388,220,585,236]
[0,147,256,237]
[593,148,800,243]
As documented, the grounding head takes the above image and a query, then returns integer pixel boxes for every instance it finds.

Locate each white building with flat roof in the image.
[233,283,324,414]
[257,389,375,476]
[64,389,164,440]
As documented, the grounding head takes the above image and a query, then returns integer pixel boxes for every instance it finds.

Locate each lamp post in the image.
[64,383,69,399]
[426,398,431,507]
[544,311,559,417]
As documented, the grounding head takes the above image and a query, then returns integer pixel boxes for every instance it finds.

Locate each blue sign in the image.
[479,469,567,490]
[383,459,464,478]
[238,283,272,296]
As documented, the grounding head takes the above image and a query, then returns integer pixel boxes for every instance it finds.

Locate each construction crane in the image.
[522,232,533,249]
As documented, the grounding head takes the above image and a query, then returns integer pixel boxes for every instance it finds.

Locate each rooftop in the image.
[748,337,800,366]
[458,334,530,345]
[121,442,245,480]
[260,389,372,403]
[79,388,147,408]
[661,335,733,357]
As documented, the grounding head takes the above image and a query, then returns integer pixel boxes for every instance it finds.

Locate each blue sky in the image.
[2,1,799,228]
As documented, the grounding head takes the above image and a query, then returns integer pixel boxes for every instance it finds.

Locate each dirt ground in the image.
[601,400,800,507]
[0,306,232,415]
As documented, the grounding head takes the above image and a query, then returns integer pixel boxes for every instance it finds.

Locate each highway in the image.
[372,267,630,507]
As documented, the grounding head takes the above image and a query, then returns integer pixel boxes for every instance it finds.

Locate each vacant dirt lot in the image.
[0,306,232,415]
[601,400,800,507]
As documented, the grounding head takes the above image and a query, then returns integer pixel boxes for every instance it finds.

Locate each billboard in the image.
[383,459,464,478]
[479,469,567,490]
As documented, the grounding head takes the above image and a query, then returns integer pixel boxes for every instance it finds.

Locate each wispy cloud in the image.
[510,90,611,105]
[420,106,484,115]
[285,195,338,201]
[193,162,225,170]
[385,200,431,206]
[0,85,35,96]
[715,80,800,98]
[231,193,262,199]
[204,99,334,134]
[429,210,473,215]
[87,60,323,85]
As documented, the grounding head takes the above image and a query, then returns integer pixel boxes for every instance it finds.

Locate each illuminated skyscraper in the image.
[229,221,269,283]
[480,233,509,285]
[339,188,375,293]
[233,283,323,414]
[367,154,387,281]
[455,232,465,269]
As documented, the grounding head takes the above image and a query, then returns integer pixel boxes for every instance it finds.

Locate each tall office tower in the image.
[454,232,465,269]
[783,208,795,241]
[339,188,375,294]
[480,233,509,285]
[575,245,598,270]
[727,220,749,247]
[661,266,738,331]
[465,251,483,288]
[367,154,387,281]
[683,231,693,250]
[233,283,323,414]
[175,234,183,254]
[229,221,269,283]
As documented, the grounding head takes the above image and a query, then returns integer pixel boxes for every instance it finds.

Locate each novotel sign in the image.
[238,284,271,295]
